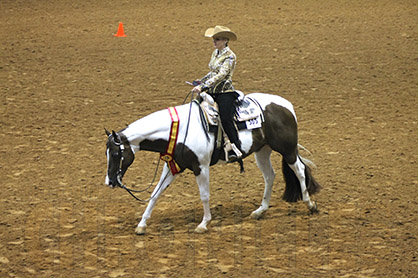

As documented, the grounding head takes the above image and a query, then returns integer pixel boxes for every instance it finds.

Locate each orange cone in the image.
[113,22,127,37]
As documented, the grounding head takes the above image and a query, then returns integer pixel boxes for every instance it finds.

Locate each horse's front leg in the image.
[135,164,175,235]
[194,165,212,234]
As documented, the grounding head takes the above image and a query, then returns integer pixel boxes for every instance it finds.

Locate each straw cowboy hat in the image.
[205,25,237,41]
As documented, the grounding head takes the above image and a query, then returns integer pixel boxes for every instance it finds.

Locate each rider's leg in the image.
[214,92,242,160]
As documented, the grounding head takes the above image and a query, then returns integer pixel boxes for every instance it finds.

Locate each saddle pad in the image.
[199,95,264,131]
[235,97,263,122]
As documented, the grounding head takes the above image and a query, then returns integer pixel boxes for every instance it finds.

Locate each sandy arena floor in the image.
[1,0,417,277]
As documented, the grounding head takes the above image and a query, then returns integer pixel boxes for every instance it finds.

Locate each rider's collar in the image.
[216,46,230,56]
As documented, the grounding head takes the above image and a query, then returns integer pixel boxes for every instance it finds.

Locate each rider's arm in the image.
[202,55,235,89]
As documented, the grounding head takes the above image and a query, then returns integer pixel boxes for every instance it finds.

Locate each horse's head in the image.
[105,129,134,188]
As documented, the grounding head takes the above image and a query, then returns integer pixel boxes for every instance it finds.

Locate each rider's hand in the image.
[192,85,202,94]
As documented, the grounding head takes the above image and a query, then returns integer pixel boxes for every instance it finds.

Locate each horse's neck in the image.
[121,109,171,153]
[121,103,210,155]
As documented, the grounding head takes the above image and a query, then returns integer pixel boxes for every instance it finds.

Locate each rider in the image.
[192,25,242,162]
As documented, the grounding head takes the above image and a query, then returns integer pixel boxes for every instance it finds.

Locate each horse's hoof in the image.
[250,209,264,220]
[309,202,319,214]
[135,226,146,235]
[194,226,208,234]
[250,212,260,220]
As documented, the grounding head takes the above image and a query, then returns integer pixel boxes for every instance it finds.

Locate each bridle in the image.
[114,139,149,201]
[108,92,199,203]
[111,135,169,202]
[115,142,125,186]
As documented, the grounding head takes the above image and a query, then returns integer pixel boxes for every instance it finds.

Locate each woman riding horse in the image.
[192,25,242,162]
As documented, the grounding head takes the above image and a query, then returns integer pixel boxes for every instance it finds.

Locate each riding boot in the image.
[223,121,243,162]
[227,143,242,162]
[226,142,245,173]
[214,91,243,163]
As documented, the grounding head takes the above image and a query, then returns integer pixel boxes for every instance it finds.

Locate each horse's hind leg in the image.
[287,156,318,213]
[250,146,276,219]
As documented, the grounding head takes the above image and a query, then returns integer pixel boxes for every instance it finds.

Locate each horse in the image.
[105,92,320,235]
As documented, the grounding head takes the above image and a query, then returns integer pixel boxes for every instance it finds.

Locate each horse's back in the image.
[247,93,296,121]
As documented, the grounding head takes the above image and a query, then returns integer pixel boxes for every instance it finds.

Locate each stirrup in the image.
[226,143,242,162]
[228,150,238,161]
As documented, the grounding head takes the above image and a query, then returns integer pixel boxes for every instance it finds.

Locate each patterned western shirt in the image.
[200,46,236,93]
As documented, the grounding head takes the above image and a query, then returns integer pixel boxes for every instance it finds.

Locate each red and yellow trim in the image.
[160,107,181,175]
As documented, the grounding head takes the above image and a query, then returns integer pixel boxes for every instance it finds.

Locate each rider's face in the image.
[213,37,227,50]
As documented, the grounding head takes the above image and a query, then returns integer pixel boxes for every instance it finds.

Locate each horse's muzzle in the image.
[105,175,119,188]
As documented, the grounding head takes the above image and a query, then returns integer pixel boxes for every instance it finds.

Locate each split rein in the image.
[116,143,170,203]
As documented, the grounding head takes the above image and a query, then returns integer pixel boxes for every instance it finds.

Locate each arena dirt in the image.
[1,0,417,277]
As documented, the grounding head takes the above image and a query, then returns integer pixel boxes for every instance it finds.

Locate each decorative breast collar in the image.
[160,107,181,175]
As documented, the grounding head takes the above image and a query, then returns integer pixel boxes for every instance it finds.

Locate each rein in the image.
[183,91,210,140]
[115,141,168,203]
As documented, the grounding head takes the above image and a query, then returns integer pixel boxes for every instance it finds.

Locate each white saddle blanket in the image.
[199,92,264,130]
[235,96,262,121]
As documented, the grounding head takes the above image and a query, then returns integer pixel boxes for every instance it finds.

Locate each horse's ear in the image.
[105,128,111,136]
[112,130,120,143]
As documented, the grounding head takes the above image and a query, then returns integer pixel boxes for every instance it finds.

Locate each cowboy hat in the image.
[205,25,237,41]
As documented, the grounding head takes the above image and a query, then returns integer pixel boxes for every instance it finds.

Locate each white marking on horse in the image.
[105,93,320,235]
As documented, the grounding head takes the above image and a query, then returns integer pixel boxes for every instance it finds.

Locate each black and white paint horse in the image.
[105,93,320,235]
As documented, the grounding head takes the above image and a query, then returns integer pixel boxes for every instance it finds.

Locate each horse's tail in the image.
[281,155,321,202]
